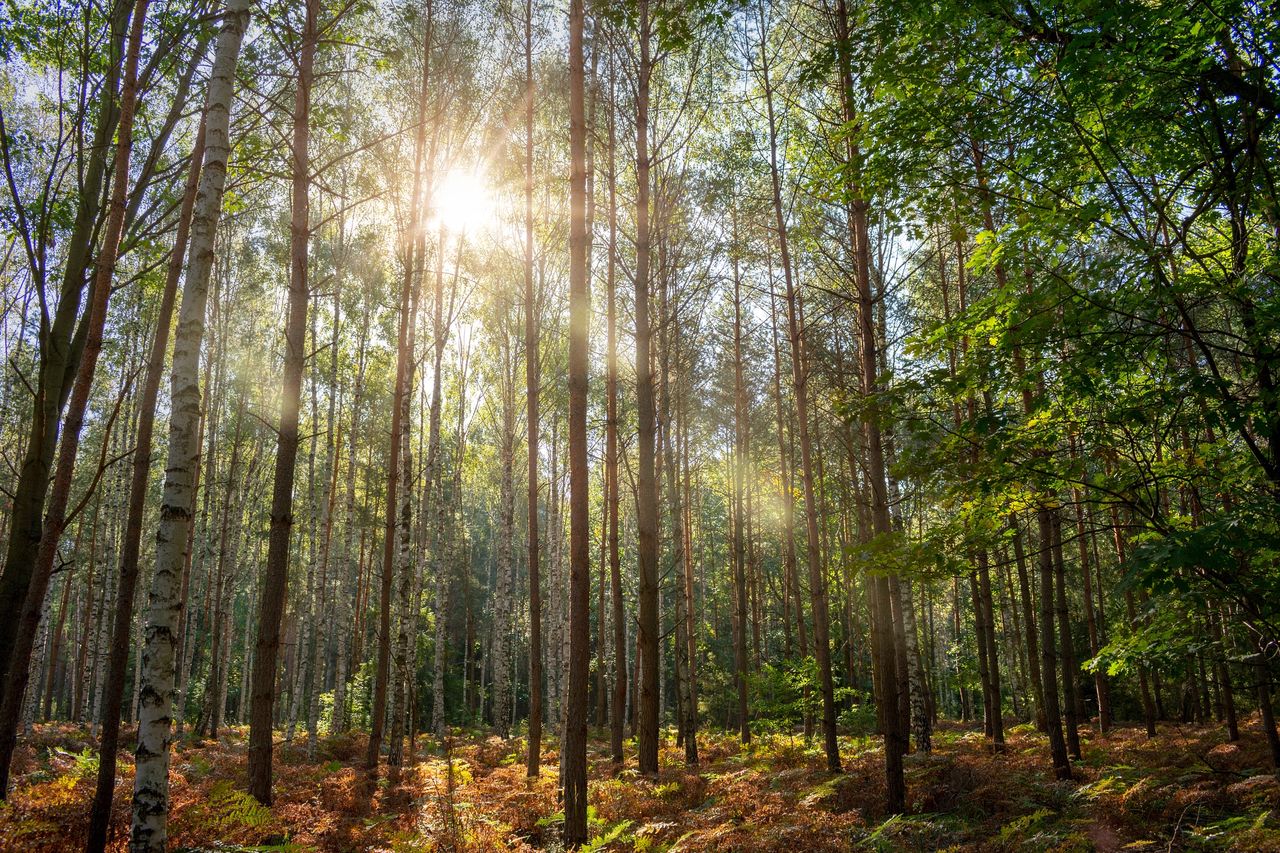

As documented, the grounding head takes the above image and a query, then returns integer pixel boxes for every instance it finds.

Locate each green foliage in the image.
[583,818,634,852]
[207,781,274,832]
[50,747,98,780]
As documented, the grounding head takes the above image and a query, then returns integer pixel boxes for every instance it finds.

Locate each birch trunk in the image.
[131,1,251,846]
[87,98,206,853]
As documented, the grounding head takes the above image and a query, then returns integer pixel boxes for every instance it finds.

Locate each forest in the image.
[0,0,1278,850]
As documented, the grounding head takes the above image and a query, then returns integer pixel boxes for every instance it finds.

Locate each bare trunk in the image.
[246,0,317,804]
[130,1,251,846]
[562,0,590,837]
[731,235,750,747]
[0,0,130,706]
[522,0,543,778]
[604,52,625,765]
[633,0,661,777]
[0,0,146,798]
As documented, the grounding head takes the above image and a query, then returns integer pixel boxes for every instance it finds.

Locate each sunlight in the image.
[429,168,498,237]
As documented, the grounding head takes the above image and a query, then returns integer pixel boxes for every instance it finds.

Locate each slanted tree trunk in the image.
[247,0,318,804]
[87,63,209,853]
[369,0,433,772]
[0,0,143,798]
[130,1,252,846]
[0,0,131,707]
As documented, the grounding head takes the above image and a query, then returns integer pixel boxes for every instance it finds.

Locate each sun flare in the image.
[430,168,497,237]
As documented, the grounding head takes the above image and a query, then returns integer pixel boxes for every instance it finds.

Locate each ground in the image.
[2,719,1279,851]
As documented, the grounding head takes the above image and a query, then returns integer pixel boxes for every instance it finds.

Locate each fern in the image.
[51,746,99,779]
[209,780,273,831]
[582,818,633,852]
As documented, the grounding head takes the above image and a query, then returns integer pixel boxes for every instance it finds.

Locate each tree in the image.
[523,0,544,778]
[131,0,252,846]
[246,0,320,804]
[562,0,590,839]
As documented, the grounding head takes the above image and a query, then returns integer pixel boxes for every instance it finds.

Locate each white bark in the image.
[130,1,251,848]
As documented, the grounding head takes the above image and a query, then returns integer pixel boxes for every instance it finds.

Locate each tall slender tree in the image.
[562,0,590,839]
[246,0,319,804]
[131,1,252,846]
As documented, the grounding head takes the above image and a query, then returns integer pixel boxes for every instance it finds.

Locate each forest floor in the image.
[2,718,1279,852]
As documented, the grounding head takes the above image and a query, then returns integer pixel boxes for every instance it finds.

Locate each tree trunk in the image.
[246,0,317,804]
[633,0,661,778]
[0,0,145,799]
[562,0,590,837]
[660,237,695,765]
[1038,507,1072,780]
[602,52,626,765]
[0,0,130,706]
[774,3,841,775]
[522,0,544,778]
[130,1,251,846]
[1051,511,1081,759]
[492,348,515,736]
[332,302,368,734]
[1009,514,1046,730]
[977,551,1005,750]
[731,232,751,747]
[388,245,420,773]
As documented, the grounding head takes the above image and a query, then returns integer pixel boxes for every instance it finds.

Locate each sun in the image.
[430,168,497,237]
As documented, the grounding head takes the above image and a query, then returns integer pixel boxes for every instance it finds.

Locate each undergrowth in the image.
[2,720,1278,851]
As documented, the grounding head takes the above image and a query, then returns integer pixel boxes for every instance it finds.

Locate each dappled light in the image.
[0,0,1277,850]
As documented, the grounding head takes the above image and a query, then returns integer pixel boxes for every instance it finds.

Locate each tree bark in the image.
[130,1,251,846]
[1038,507,1072,779]
[1051,511,1081,759]
[0,0,148,801]
[246,0,318,804]
[774,3,841,775]
[603,48,626,765]
[0,0,130,704]
[731,230,751,747]
[633,0,661,778]
[562,0,590,838]
[523,0,544,778]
